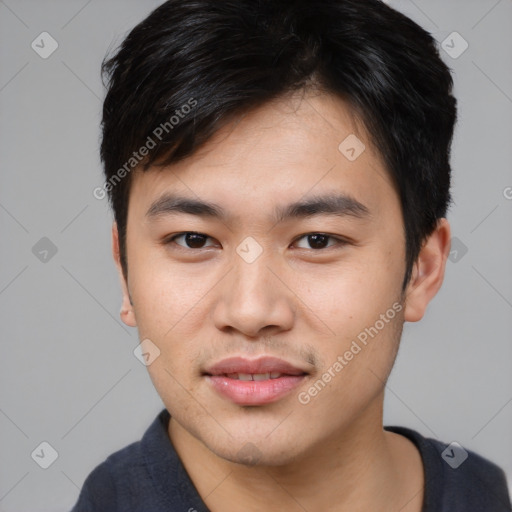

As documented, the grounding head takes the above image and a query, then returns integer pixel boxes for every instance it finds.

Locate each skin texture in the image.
[113,90,451,511]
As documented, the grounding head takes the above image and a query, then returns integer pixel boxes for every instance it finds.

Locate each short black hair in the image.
[100,0,457,291]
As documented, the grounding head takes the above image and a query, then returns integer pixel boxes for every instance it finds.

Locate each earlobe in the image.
[112,223,137,328]
[403,218,451,323]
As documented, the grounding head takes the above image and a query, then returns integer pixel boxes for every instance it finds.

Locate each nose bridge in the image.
[231,240,277,305]
[213,237,295,336]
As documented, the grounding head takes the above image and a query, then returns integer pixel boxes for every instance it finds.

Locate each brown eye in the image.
[294,233,345,250]
[168,232,215,249]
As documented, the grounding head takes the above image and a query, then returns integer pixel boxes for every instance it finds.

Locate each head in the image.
[100,0,456,465]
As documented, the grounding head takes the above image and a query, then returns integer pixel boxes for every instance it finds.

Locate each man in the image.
[72,0,511,510]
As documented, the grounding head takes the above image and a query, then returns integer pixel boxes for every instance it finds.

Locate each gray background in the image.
[0,0,511,510]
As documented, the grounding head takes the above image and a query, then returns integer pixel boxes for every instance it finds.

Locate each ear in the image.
[403,218,451,322]
[112,222,137,327]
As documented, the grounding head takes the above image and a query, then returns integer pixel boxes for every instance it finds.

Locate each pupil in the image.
[186,233,206,248]
[309,234,328,249]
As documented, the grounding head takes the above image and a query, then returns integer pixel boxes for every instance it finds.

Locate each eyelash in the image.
[163,231,349,252]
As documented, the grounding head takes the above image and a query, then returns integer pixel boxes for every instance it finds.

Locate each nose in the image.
[212,246,296,338]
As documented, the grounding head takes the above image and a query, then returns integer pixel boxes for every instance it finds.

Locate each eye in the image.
[292,233,347,250]
[164,231,348,252]
[166,232,217,250]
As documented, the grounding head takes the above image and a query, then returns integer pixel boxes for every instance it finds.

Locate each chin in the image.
[203,429,307,468]
[218,445,302,467]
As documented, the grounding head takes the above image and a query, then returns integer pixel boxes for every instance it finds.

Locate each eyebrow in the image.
[146,192,371,223]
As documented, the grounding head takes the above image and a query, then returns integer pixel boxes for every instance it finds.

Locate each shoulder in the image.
[70,409,173,512]
[385,425,511,511]
[70,439,146,511]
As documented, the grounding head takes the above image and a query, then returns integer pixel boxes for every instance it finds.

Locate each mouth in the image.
[218,372,297,380]
[203,356,309,406]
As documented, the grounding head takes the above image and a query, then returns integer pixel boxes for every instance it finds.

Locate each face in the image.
[115,91,430,466]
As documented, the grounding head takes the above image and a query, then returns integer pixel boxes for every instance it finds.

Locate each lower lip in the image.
[205,375,306,405]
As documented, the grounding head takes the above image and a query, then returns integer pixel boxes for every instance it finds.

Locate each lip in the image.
[203,356,308,376]
[203,356,309,406]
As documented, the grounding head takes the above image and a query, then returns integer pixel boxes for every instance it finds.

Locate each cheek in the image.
[127,256,215,377]
[293,240,405,387]
[297,310,403,426]
[298,249,403,334]
[128,247,209,337]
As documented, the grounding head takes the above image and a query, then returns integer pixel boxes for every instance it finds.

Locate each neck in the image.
[168,393,424,512]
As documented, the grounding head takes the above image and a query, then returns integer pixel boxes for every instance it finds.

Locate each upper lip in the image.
[203,356,309,376]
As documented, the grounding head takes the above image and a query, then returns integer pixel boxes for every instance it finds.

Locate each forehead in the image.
[129,90,396,219]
